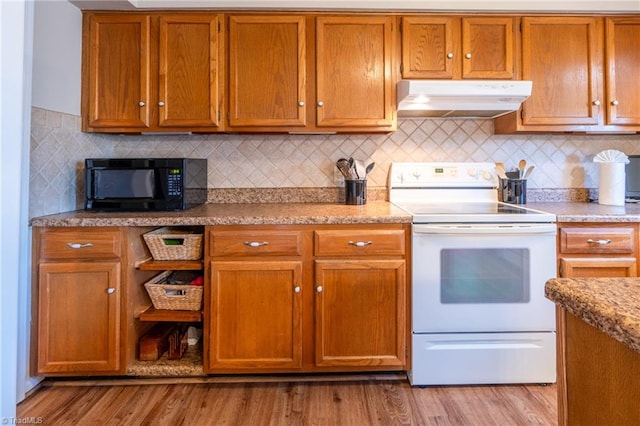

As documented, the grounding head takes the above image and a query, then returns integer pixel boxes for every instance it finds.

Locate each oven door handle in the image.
[413,223,557,235]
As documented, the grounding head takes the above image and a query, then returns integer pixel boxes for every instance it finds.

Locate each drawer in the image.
[39,228,122,260]
[559,227,635,254]
[208,230,303,257]
[314,229,405,256]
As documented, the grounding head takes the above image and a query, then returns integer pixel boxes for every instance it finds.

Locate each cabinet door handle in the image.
[243,241,269,247]
[138,101,145,107]
[317,101,324,107]
[592,100,601,106]
[465,53,472,59]
[316,285,323,293]
[107,287,115,294]
[611,100,619,106]
[158,101,165,107]
[294,286,301,293]
[586,239,612,245]
[348,240,372,247]
[298,101,305,107]
[66,243,93,249]
[447,52,454,59]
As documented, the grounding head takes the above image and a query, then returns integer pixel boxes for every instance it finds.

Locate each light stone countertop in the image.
[545,278,640,354]
[29,201,412,227]
[527,201,640,222]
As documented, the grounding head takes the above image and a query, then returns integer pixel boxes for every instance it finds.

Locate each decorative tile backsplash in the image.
[30,107,640,218]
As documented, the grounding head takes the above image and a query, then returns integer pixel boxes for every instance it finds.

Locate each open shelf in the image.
[139,307,203,322]
[138,259,204,271]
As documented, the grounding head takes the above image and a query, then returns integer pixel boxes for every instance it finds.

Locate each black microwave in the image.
[85,158,207,211]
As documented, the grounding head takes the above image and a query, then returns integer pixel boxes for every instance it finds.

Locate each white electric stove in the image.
[390,162,557,386]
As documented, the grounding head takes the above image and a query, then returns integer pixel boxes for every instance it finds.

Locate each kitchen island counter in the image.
[29,201,412,227]
[545,277,640,354]
[545,277,640,425]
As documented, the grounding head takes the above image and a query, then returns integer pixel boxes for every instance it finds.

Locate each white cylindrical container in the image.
[598,162,626,206]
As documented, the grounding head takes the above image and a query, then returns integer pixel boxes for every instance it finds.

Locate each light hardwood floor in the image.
[17,375,557,425]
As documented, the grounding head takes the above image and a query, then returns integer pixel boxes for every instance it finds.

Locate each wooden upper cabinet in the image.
[85,14,151,130]
[227,15,307,128]
[401,16,515,80]
[315,16,395,129]
[521,17,603,127]
[158,15,222,128]
[401,16,459,79]
[82,12,223,133]
[462,17,515,79]
[605,17,640,126]
[227,14,395,132]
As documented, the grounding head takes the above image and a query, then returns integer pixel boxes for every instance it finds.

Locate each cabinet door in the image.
[605,17,640,126]
[316,16,395,128]
[522,17,603,126]
[559,257,637,278]
[228,15,306,128]
[462,17,515,79]
[37,262,122,374]
[206,260,303,371]
[401,16,460,79]
[158,14,221,128]
[314,259,406,368]
[84,14,151,130]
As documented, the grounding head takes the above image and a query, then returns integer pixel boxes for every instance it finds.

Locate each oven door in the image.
[412,223,557,333]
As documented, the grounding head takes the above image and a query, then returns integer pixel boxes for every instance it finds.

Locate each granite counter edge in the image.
[545,278,640,354]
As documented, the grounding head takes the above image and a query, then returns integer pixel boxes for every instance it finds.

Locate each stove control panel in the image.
[389,162,498,188]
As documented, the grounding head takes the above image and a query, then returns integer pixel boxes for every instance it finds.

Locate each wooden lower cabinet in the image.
[557,223,638,278]
[33,223,408,377]
[206,260,303,370]
[37,261,122,374]
[314,259,406,368]
[204,224,409,374]
[33,227,127,375]
[557,309,640,426]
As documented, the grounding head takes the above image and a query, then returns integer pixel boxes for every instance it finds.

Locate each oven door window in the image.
[440,248,530,303]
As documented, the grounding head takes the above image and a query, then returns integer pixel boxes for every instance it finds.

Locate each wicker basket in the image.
[143,227,203,260]
[144,271,203,311]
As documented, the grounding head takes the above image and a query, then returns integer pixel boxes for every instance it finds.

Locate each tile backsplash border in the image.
[30,107,638,218]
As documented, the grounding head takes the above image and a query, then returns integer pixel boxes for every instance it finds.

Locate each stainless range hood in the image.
[397,80,532,119]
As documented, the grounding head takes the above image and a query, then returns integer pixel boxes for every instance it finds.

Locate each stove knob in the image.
[481,170,492,180]
[412,171,421,180]
[467,168,478,178]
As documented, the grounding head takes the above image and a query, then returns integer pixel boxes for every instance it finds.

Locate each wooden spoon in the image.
[518,159,527,178]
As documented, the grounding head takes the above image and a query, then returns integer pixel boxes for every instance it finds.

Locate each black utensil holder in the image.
[345,179,367,205]
[502,179,526,204]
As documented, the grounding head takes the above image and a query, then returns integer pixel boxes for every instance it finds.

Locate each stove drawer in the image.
[314,229,405,256]
[559,227,635,254]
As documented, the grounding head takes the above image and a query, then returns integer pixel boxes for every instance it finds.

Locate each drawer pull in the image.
[294,286,301,293]
[66,243,94,249]
[107,288,115,294]
[586,239,612,245]
[244,241,269,248]
[348,240,373,247]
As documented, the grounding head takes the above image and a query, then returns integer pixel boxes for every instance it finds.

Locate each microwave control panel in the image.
[167,169,182,196]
